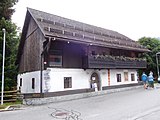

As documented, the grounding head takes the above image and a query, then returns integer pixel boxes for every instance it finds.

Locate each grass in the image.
[0,100,22,110]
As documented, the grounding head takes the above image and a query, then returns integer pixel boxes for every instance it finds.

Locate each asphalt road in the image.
[1,86,160,120]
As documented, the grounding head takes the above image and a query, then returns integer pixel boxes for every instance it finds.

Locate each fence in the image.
[0,90,21,103]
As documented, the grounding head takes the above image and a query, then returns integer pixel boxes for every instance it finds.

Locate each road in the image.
[1,86,160,120]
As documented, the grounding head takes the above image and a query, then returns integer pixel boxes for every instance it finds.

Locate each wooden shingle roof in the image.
[19,8,149,53]
[27,8,149,52]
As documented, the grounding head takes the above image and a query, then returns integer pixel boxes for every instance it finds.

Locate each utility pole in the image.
[1,28,6,105]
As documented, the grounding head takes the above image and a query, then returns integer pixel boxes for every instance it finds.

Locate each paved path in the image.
[1,85,160,120]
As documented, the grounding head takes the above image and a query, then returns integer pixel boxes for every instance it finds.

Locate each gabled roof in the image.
[27,8,148,52]
[16,8,149,65]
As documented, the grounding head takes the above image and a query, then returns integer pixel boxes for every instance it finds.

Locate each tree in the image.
[0,0,19,90]
[138,37,160,79]
[0,18,20,90]
[0,0,18,20]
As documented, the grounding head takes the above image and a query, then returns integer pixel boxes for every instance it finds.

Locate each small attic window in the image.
[75,33,83,38]
[95,38,103,42]
[85,29,93,33]
[64,31,73,36]
[116,36,121,39]
[110,35,115,38]
[102,33,109,37]
[44,27,49,31]
[37,18,43,22]
[50,28,63,34]
[84,35,94,40]
[65,24,74,29]
[55,22,64,27]
[75,26,83,31]
[94,31,101,35]
[43,19,54,25]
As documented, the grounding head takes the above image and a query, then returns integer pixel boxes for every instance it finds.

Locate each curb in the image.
[0,104,23,112]
[23,85,143,105]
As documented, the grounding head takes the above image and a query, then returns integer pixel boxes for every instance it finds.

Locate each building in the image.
[16,8,149,97]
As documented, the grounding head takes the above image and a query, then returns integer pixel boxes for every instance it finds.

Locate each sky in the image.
[12,0,160,41]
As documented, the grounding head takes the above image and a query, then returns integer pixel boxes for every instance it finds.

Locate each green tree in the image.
[138,37,160,79]
[0,0,19,90]
[0,0,18,20]
[0,18,20,90]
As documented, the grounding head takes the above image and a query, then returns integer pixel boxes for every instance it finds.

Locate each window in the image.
[49,55,62,67]
[102,52,106,56]
[91,51,96,55]
[131,74,135,81]
[124,72,128,81]
[49,50,62,67]
[64,77,72,88]
[117,74,121,82]
[32,78,35,89]
[20,78,22,86]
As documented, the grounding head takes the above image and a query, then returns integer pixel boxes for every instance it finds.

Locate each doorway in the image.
[90,72,101,91]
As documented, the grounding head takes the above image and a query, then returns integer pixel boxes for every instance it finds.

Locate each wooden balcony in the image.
[83,55,147,69]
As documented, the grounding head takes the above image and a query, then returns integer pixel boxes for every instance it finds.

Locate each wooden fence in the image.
[0,90,21,103]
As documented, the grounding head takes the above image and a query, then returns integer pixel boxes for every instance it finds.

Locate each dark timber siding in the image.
[19,17,45,73]
[49,41,84,68]
[63,42,83,68]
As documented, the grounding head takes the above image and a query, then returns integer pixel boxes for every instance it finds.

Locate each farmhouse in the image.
[16,8,149,96]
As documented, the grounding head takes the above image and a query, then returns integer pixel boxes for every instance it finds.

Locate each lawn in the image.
[0,101,22,110]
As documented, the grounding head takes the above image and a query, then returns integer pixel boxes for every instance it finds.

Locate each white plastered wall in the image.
[45,68,94,92]
[110,69,138,85]
[17,71,40,93]
[17,68,138,93]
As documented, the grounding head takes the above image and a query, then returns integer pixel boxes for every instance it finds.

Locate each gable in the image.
[16,10,45,72]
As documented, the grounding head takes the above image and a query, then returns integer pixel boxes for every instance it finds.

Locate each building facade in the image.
[16,8,149,96]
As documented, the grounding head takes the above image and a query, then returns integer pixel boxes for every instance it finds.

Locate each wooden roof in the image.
[16,8,149,65]
[27,8,148,52]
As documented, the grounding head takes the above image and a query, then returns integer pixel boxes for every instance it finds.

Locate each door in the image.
[90,72,100,91]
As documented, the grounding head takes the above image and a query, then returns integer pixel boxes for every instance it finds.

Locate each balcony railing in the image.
[83,55,147,69]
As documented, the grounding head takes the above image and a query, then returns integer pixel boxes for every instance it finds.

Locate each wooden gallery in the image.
[16,8,149,96]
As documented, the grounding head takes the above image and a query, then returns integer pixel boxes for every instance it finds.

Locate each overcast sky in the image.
[12,0,160,40]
